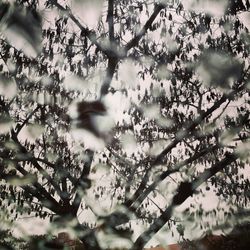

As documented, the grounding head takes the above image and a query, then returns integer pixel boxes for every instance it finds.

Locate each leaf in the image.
[159,0,180,8]
[120,133,137,155]
[17,124,45,143]
[156,65,172,80]
[97,229,133,250]
[118,59,137,89]
[0,74,17,99]
[102,91,131,119]
[63,74,87,92]
[0,3,42,57]
[8,174,37,186]
[197,50,242,90]
[148,139,168,156]
[236,141,250,160]
[27,124,45,138]
[0,114,13,134]
[220,129,237,146]
[72,0,103,28]
[71,128,105,150]
[182,0,228,16]
[91,163,110,177]
[142,104,160,120]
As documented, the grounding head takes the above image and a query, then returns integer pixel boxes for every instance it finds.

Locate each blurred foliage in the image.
[0,0,249,249]
[179,221,250,250]
[0,229,24,250]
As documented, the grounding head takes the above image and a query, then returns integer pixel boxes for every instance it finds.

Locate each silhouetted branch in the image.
[11,131,70,205]
[125,3,166,51]
[131,152,238,250]
[107,0,115,41]
[50,0,124,58]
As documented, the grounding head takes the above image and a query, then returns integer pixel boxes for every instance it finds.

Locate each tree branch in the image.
[125,3,166,51]
[131,152,238,250]
[128,144,220,209]
[11,131,70,204]
[107,0,115,42]
[14,106,40,136]
[103,144,220,229]
[13,163,63,214]
[34,157,77,184]
[124,93,230,210]
[72,150,94,212]
[101,86,245,230]
[50,0,123,58]
[153,93,229,166]
[100,56,119,97]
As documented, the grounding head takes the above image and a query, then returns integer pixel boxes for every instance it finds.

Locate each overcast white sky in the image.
[2,0,250,248]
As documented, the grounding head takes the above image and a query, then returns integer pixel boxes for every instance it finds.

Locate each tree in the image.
[0,0,249,249]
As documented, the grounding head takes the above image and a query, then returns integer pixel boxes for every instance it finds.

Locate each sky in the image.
[1,0,250,248]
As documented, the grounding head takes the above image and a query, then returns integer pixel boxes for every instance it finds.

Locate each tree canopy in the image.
[0,0,250,249]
